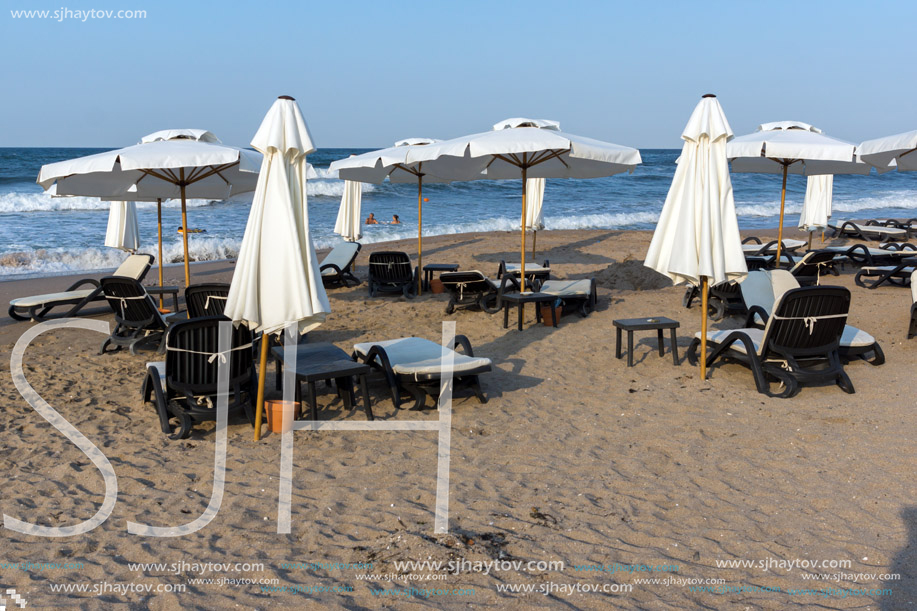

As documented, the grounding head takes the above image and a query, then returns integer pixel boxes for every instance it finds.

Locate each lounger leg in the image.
[836,370,855,395]
[403,384,426,410]
[359,374,374,420]
[171,411,193,440]
[8,305,29,322]
[503,302,509,329]
[146,369,172,435]
[469,375,487,404]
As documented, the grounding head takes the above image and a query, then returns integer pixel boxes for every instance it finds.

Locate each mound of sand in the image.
[595,259,671,291]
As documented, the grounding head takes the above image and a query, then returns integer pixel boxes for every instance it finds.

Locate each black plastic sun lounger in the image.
[368,251,417,298]
[497,259,551,283]
[688,285,855,398]
[829,221,910,242]
[142,316,255,440]
[8,253,154,322]
[738,270,884,366]
[99,276,172,355]
[185,283,231,318]
[352,336,491,410]
[439,271,502,314]
[320,242,361,288]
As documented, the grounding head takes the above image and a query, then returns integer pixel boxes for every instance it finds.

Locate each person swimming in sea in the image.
[365,213,379,225]
[391,214,401,224]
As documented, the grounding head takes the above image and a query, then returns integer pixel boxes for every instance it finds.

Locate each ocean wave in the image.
[307,179,375,199]
[0,236,244,278]
[734,192,917,217]
[0,192,231,213]
[0,179,371,212]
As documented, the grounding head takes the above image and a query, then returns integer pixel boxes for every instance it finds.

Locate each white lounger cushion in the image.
[440,272,499,289]
[823,246,911,257]
[538,279,592,296]
[832,222,908,236]
[504,263,549,272]
[353,337,491,380]
[320,243,359,276]
[696,324,874,354]
[114,254,153,279]
[912,270,917,304]
[10,288,97,308]
[741,239,806,252]
[860,266,915,274]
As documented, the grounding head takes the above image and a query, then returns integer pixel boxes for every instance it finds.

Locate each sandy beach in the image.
[0,227,913,609]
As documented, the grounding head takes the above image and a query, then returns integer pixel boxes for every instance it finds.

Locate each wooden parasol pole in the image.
[700,276,709,380]
[807,230,814,251]
[253,333,270,441]
[179,169,191,287]
[774,163,789,268]
[417,174,424,295]
[157,198,164,309]
[532,230,537,259]
[520,162,528,292]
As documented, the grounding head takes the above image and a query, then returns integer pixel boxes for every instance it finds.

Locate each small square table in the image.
[146,285,181,312]
[613,317,680,367]
[422,263,460,291]
[501,292,560,330]
[271,343,374,420]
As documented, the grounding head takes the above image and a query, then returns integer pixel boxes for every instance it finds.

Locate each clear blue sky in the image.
[2,0,914,149]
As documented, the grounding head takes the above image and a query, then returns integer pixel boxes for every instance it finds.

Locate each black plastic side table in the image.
[613,317,680,367]
[501,292,559,330]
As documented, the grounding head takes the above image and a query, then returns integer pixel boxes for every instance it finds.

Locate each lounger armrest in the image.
[359,344,401,401]
[360,344,394,374]
[498,274,521,295]
[320,263,344,274]
[451,334,475,357]
[845,244,870,265]
[743,305,769,329]
[65,278,101,291]
[145,363,172,434]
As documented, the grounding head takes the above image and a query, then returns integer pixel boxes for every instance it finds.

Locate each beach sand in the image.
[0,228,914,610]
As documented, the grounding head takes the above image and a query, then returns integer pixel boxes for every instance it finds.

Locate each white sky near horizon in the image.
[1,0,914,150]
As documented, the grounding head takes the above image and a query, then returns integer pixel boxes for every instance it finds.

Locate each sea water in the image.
[1,147,915,279]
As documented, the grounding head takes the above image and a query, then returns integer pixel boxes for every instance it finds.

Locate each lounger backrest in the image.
[321,242,360,272]
[439,271,492,294]
[368,251,413,282]
[165,316,253,396]
[739,270,800,317]
[113,253,154,280]
[185,283,231,318]
[790,250,836,277]
[760,286,849,359]
[100,276,166,329]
